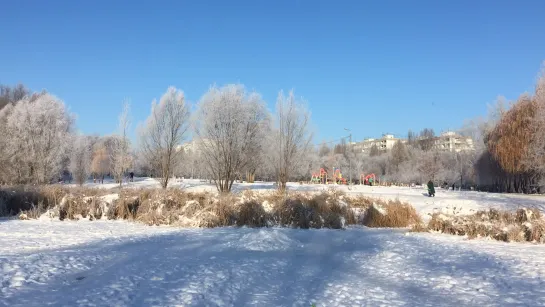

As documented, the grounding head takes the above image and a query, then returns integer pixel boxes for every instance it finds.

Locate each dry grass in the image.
[344,195,375,209]
[363,199,421,228]
[0,185,111,219]
[422,207,545,243]
[271,190,357,229]
[237,201,268,227]
[6,186,422,230]
[522,220,545,243]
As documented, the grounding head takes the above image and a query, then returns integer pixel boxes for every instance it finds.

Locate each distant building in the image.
[176,140,199,153]
[433,131,474,152]
[177,139,212,154]
[352,131,474,154]
[353,134,407,154]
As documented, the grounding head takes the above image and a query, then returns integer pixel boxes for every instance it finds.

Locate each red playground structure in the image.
[311,168,328,184]
[360,173,376,186]
[311,167,348,184]
[333,168,347,185]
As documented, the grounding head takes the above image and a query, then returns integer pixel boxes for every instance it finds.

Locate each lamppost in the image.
[344,128,352,185]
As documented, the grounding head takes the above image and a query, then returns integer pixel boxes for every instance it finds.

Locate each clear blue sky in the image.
[2,0,545,144]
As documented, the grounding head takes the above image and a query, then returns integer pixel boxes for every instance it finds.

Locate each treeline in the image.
[0,84,313,192]
[2,63,544,193]
[308,64,545,193]
[474,67,545,193]
[308,131,476,189]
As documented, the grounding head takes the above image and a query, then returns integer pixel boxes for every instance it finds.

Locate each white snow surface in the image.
[2,220,545,306]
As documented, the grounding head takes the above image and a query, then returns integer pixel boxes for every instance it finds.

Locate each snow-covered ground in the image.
[2,220,545,306]
[71,177,545,219]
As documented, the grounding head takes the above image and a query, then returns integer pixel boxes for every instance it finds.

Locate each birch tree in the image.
[140,87,190,189]
[271,90,313,190]
[195,84,269,192]
[110,101,131,188]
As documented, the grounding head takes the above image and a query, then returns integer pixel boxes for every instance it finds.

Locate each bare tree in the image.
[140,87,190,189]
[110,101,131,188]
[195,84,269,192]
[369,144,380,157]
[419,128,436,151]
[407,129,417,148]
[272,90,313,190]
[417,150,442,182]
[0,84,30,110]
[70,135,92,186]
[318,142,331,157]
[91,143,110,183]
[390,140,408,172]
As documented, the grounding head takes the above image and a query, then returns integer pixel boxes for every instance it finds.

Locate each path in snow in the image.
[2,220,545,306]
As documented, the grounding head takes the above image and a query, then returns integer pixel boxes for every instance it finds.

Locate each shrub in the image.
[237,201,268,227]
[363,200,421,228]
[524,220,545,243]
[275,198,311,228]
[422,207,545,243]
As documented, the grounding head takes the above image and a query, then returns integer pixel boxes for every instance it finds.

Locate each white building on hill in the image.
[352,131,474,154]
[433,131,474,152]
[353,134,407,154]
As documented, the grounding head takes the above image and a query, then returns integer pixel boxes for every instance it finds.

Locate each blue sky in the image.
[1,0,545,144]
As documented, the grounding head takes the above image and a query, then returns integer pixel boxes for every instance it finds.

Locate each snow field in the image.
[2,220,545,306]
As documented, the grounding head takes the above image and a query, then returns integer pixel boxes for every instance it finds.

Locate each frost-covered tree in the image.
[0,104,17,183]
[140,87,190,189]
[91,143,110,183]
[318,142,331,157]
[243,117,271,183]
[110,101,132,188]
[525,65,545,185]
[0,84,29,110]
[70,135,92,186]
[0,92,73,184]
[418,128,436,151]
[270,90,313,190]
[195,84,269,192]
[369,144,380,157]
[407,130,417,148]
[417,150,442,182]
[390,140,408,172]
